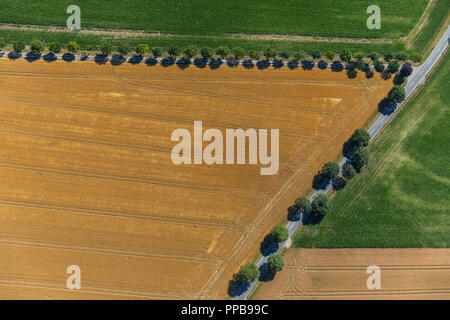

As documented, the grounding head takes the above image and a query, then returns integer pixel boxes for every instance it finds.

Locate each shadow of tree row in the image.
[2,52,393,80]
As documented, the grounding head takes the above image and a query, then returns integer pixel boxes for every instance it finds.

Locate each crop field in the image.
[0,59,392,299]
[0,0,429,38]
[254,249,450,300]
[294,52,450,249]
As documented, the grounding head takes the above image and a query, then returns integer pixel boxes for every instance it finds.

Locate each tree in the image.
[264,48,277,60]
[325,50,335,60]
[387,85,406,103]
[350,128,370,148]
[167,46,180,57]
[216,46,229,59]
[355,60,365,71]
[13,40,25,52]
[384,52,393,62]
[237,263,260,283]
[309,50,321,60]
[388,59,400,73]
[396,51,408,61]
[200,47,212,59]
[353,52,364,61]
[368,52,379,62]
[48,42,61,54]
[248,50,260,60]
[152,47,162,58]
[135,44,149,56]
[117,43,129,56]
[267,254,284,273]
[351,147,369,171]
[339,49,352,63]
[99,41,112,56]
[183,45,197,59]
[311,194,332,217]
[231,46,245,60]
[410,52,422,63]
[294,51,306,61]
[0,38,6,51]
[294,196,310,214]
[270,224,289,243]
[374,59,384,72]
[322,162,340,180]
[279,51,290,60]
[342,163,357,180]
[67,41,79,54]
[399,63,413,77]
[30,39,44,54]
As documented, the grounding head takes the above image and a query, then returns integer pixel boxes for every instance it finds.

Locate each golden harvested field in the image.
[254,249,450,300]
[0,59,392,299]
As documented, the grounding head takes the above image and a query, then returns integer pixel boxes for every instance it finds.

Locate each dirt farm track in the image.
[254,249,450,299]
[0,59,392,299]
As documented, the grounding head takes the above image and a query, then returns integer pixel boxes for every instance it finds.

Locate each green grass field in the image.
[294,52,450,248]
[0,0,429,38]
[407,0,449,55]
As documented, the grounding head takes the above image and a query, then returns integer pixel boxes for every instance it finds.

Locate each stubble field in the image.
[0,59,391,299]
[254,249,450,299]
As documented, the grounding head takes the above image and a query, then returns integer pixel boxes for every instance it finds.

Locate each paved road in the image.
[233,25,449,301]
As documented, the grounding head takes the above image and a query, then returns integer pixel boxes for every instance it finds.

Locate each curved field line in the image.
[0,95,331,141]
[0,198,245,234]
[0,238,220,265]
[0,125,292,198]
[0,279,191,300]
[200,85,375,297]
[0,160,267,201]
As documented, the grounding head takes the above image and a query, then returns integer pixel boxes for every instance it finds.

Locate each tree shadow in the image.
[287,60,299,70]
[62,53,75,62]
[332,177,347,190]
[346,70,357,79]
[393,74,405,85]
[272,59,284,69]
[145,57,158,66]
[43,53,57,62]
[176,58,191,69]
[227,273,248,298]
[110,55,126,66]
[259,265,276,282]
[80,54,89,61]
[194,58,208,68]
[128,55,143,65]
[25,52,41,62]
[331,61,343,72]
[209,58,223,70]
[303,211,325,225]
[8,52,22,60]
[318,61,328,70]
[378,98,397,115]
[301,60,314,70]
[257,59,270,70]
[312,171,328,190]
[381,70,392,80]
[287,205,301,221]
[226,59,239,68]
[365,70,374,79]
[160,57,175,67]
[259,234,279,257]
[242,59,254,69]
[342,139,357,158]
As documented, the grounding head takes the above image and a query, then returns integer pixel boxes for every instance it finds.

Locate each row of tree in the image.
[234,48,412,289]
[0,38,423,63]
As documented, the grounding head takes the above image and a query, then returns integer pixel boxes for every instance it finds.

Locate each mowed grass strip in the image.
[294,52,450,248]
[0,0,428,38]
[407,0,450,55]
